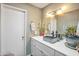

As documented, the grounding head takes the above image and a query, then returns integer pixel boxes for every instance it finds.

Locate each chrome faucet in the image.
[51,31,58,38]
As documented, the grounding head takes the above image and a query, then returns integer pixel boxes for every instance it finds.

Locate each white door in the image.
[1,5,26,56]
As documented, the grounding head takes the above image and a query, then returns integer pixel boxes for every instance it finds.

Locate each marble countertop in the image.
[32,36,79,56]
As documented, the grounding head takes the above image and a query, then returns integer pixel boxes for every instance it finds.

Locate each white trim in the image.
[2,4,27,12]
[1,4,27,56]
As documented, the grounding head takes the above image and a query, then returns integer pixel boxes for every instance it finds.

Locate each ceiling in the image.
[30,3,50,8]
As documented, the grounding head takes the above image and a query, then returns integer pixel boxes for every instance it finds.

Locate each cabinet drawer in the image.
[31,39,54,56]
[32,46,43,56]
[31,39,47,56]
[54,50,65,56]
[39,42,54,56]
[31,42,47,56]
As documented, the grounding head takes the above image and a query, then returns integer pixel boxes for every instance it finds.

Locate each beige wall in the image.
[5,3,42,55]
[43,3,79,34]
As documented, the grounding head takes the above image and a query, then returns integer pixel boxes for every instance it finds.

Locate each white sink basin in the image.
[43,36,61,44]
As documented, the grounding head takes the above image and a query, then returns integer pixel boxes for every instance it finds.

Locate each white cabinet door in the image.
[32,39,54,56]
[31,39,54,56]
[39,43,54,56]
[31,43,47,56]
[31,45,41,56]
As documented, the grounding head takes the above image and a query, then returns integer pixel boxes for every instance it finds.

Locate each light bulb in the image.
[56,9,63,15]
[62,6,67,11]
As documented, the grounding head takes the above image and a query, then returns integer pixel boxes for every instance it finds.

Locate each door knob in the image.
[22,36,24,40]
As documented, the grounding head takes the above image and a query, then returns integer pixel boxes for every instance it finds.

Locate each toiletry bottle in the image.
[51,31,54,37]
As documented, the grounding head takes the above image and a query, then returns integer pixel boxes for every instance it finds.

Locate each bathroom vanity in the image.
[31,36,79,56]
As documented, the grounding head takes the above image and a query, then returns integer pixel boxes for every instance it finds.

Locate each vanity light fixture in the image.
[47,6,66,17]
[47,12,55,17]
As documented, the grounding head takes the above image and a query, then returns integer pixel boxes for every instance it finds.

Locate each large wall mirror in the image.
[57,10,79,34]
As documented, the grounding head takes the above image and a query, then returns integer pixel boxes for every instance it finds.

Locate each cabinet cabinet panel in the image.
[31,41,47,56]
[31,38,65,56]
[31,39,54,56]
[38,42,54,56]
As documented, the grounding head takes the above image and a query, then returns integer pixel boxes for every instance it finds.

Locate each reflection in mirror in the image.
[47,17,57,37]
[57,10,79,35]
[76,22,79,36]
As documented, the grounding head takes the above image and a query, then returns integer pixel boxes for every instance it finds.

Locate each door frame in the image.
[1,4,27,56]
